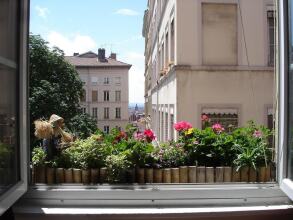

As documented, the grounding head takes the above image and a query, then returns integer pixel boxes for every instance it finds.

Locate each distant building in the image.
[66,49,131,133]
[142,0,275,141]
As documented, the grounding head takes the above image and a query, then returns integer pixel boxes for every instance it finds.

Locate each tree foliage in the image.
[29,35,97,144]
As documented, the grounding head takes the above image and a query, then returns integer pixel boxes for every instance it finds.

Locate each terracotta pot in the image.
[171,168,179,183]
[64,168,73,183]
[223,167,232,182]
[162,168,171,183]
[99,167,107,183]
[125,168,136,183]
[73,168,82,183]
[56,168,65,184]
[197,167,206,183]
[46,167,55,184]
[153,169,163,183]
[215,167,224,183]
[145,168,154,183]
[35,165,46,183]
[188,166,197,183]
[179,166,188,183]
[90,169,99,184]
[249,167,257,182]
[206,167,214,183]
[136,167,145,184]
[232,167,241,182]
[82,169,90,184]
[240,166,249,182]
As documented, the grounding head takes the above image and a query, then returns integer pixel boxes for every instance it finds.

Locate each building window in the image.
[104,107,109,119]
[115,77,121,85]
[104,77,110,84]
[115,90,121,102]
[202,3,237,65]
[115,107,121,119]
[201,108,238,131]
[165,31,169,67]
[165,112,168,141]
[81,89,86,102]
[268,10,275,66]
[170,19,175,62]
[161,111,164,141]
[170,114,174,140]
[104,90,109,101]
[92,90,98,102]
[92,107,98,118]
[81,107,86,114]
[104,126,110,134]
[91,76,98,85]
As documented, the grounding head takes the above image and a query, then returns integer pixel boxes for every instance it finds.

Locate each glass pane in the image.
[0,64,19,194]
[0,0,18,62]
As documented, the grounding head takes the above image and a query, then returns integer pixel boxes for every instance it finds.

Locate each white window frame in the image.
[11,0,293,211]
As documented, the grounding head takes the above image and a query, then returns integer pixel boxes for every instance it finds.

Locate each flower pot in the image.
[145,168,153,183]
[265,165,271,182]
[171,168,179,183]
[259,166,271,182]
[56,168,65,184]
[35,165,46,183]
[137,167,145,184]
[64,168,73,183]
[249,167,257,182]
[215,167,224,183]
[240,166,249,182]
[188,166,197,183]
[179,166,188,183]
[46,167,55,184]
[162,168,171,183]
[223,167,232,182]
[232,167,241,182]
[206,167,214,183]
[73,168,82,183]
[82,169,90,184]
[125,168,136,183]
[197,167,206,183]
[99,167,107,184]
[90,169,99,184]
[153,168,162,183]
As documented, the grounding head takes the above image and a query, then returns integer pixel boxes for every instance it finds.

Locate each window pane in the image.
[0,65,19,194]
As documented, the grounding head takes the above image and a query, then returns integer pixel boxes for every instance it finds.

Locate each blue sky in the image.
[30,0,147,104]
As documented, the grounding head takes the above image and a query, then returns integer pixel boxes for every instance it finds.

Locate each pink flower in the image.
[201,114,209,122]
[253,130,262,138]
[144,129,156,142]
[134,132,144,141]
[212,123,225,133]
[173,121,192,132]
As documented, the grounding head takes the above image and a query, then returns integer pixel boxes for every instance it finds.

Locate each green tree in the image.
[29,35,97,144]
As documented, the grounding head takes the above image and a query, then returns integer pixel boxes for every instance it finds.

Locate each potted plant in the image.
[45,159,57,184]
[31,146,47,183]
[105,153,131,183]
[0,142,12,185]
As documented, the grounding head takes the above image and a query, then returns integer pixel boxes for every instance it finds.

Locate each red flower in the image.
[212,123,225,134]
[144,129,156,142]
[201,114,209,122]
[173,121,192,132]
[115,131,127,142]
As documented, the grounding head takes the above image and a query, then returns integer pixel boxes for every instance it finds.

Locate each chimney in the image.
[110,53,117,60]
[98,48,106,61]
[73,52,79,56]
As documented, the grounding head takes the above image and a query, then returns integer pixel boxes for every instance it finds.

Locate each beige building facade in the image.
[143,0,275,141]
[66,49,131,133]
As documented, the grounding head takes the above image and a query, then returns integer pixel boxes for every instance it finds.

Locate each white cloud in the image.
[35,6,49,19]
[46,31,97,56]
[115,8,139,16]
[121,52,145,104]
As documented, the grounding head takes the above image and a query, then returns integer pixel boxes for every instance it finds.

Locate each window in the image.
[165,112,168,141]
[202,3,237,65]
[92,107,97,118]
[115,77,121,85]
[104,126,110,134]
[81,107,86,114]
[104,107,109,119]
[115,107,121,119]
[92,90,98,102]
[170,113,174,140]
[81,89,86,102]
[170,19,175,62]
[165,31,169,67]
[268,10,275,66]
[104,90,109,101]
[115,90,121,102]
[91,76,98,85]
[104,77,109,84]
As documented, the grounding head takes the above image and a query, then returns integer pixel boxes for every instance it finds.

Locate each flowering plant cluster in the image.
[173,121,192,132]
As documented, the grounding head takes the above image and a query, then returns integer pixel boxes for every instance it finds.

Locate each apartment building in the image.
[143,0,275,141]
[66,49,131,133]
